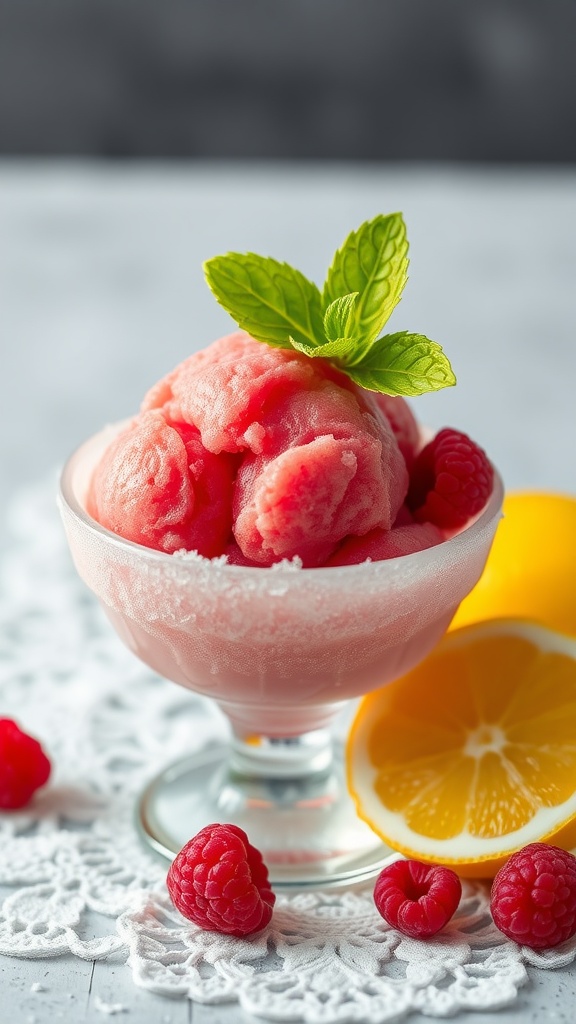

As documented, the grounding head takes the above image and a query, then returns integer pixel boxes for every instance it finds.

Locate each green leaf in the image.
[322,214,409,347]
[289,335,360,360]
[345,331,457,396]
[323,292,359,342]
[204,252,324,350]
[203,214,457,404]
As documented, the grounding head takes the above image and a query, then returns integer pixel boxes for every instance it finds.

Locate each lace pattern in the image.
[0,478,575,1021]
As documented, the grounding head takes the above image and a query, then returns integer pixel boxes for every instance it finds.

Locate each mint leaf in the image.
[323,214,409,347]
[323,292,359,342]
[345,332,457,396]
[289,335,360,360]
[204,253,324,350]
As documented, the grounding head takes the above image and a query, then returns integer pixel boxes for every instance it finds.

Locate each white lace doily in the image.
[1,477,575,1023]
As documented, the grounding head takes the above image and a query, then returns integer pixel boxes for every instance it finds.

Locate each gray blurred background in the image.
[1,0,575,161]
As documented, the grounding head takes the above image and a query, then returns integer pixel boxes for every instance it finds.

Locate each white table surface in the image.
[0,161,575,1022]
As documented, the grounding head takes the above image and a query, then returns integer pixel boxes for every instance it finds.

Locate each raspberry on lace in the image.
[167,823,275,937]
[0,718,51,809]
[407,427,494,529]
[491,843,576,950]
[373,858,462,938]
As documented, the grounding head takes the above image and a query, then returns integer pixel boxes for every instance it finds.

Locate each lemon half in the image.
[347,619,576,877]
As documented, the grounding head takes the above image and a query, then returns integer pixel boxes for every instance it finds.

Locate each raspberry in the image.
[407,428,494,530]
[0,718,51,809]
[167,823,275,937]
[373,859,462,938]
[491,843,576,949]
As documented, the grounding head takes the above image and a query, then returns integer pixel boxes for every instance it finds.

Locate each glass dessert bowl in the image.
[59,421,504,888]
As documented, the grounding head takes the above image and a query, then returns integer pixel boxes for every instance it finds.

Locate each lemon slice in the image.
[347,620,576,877]
[452,492,576,637]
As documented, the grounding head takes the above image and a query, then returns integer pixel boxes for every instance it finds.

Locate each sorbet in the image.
[87,331,490,567]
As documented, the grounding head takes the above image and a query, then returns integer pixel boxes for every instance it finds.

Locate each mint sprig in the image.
[203,214,456,397]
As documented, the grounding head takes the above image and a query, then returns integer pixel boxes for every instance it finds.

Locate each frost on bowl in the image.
[59,422,504,737]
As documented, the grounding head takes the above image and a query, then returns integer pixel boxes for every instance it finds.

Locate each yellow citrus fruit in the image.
[347,619,576,878]
[452,492,576,637]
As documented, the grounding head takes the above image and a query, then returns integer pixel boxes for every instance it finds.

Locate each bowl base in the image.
[137,742,395,889]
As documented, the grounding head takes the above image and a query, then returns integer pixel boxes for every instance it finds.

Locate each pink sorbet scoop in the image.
[87,333,425,566]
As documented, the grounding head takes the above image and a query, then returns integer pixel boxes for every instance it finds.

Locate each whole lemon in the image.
[452,492,576,638]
